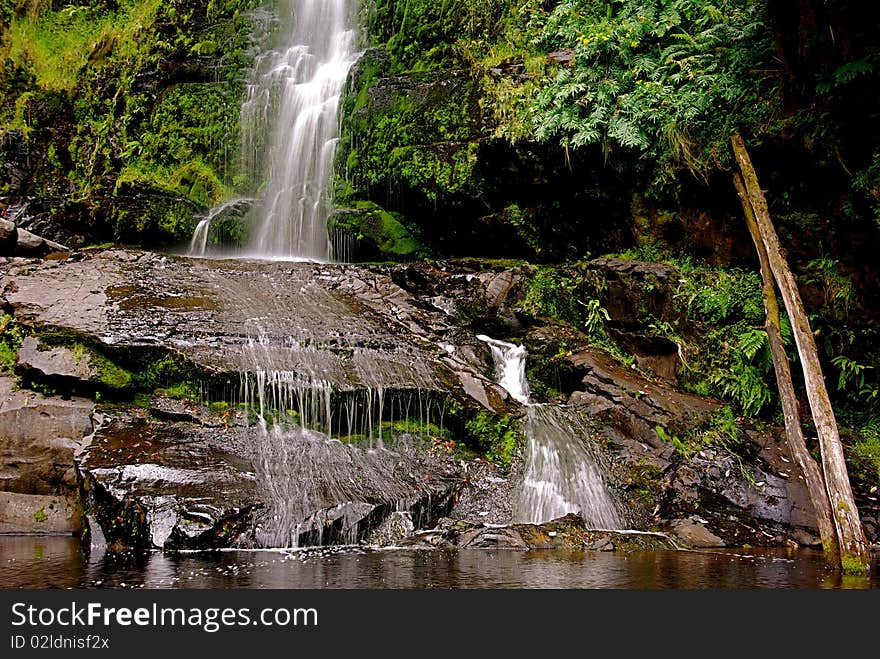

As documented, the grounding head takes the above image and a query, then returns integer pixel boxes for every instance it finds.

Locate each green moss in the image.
[1,0,258,247]
[338,63,486,208]
[70,343,132,390]
[154,383,199,401]
[463,410,522,469]
[330,201,425,260]
[840,553,869,577]
[0,314,24,373]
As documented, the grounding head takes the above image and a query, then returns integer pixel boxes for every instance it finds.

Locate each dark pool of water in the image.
[1,536,878,589]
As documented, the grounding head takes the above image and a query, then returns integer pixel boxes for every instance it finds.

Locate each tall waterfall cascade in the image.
[478,335,624,529]
[189,0,358,260]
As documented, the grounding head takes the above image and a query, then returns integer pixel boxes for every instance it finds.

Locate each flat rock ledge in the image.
[400,513,680,552]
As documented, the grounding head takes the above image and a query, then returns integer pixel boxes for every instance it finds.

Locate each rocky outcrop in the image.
[0,218,69,257]
[557,341,823,547]
[77,408,461,550]
[0,376,94,533]
[402,513,679,551]
[0,249,860,551]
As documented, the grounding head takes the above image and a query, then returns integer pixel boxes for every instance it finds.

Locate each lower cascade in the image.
[515,405,624,528]
[239,327,450,548]
[479,335,625,528]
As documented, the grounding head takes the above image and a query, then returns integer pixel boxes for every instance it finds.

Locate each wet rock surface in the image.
[0,250,511,412]
[403,513,679,552]
[0,249,863,551]
[76,407,463,550]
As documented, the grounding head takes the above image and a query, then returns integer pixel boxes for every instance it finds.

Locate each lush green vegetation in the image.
[1,0,878,491]
[531,0,774,188]
[0,0,256,245]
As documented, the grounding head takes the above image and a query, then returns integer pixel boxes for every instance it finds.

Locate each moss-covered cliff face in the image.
[335,0,642,262]
[0,0,258,247]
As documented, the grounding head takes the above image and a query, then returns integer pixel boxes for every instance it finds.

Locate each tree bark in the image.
[733,172,839,566]
[731,134,870,574]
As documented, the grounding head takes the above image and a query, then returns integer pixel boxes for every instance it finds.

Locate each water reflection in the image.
[1,537,877,589]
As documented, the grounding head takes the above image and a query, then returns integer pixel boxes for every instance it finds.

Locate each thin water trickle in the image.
[477,335,531,405]
[479,334,624,528]
[187,198,254,257]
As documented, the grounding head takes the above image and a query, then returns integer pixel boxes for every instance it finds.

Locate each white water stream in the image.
[478,335,624,528]
[189,0,358,260]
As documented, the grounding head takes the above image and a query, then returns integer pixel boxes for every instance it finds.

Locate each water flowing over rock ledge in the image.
[1,249,869,551]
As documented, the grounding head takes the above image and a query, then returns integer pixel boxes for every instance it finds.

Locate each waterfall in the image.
[242,0,358,260]
[238,324,447,547]
[479,335,624,528]
[477,335,531,405]
[188,0,358,260]
[515,405,624,528]
[187,197,254,257]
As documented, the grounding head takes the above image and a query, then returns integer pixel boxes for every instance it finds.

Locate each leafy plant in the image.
[0,314,24,372]
[530,0,775,189]
[580,298,611,337]
[803,256,856,320]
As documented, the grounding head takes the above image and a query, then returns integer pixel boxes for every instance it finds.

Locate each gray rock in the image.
[17,336,98,384]
[669,517,726,548]
[13,227,68,257]
[0,376,94,496]
[0,491,81,534]
[78,410,460,550]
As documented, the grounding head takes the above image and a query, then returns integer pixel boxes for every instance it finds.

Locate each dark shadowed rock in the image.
[567,346,719,453]
[0,219,16,251]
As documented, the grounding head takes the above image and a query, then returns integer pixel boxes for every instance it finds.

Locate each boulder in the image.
[78,409,461,550]
[0,376,94,496]
[668,517,726,548]
[0,491,81,534]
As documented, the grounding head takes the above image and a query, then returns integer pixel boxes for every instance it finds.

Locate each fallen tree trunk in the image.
[733,172,839,566]
[732,134,870,574]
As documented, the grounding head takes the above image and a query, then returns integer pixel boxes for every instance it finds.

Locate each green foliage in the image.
[658,406,743,458]
[521,267,578,323]
[340,63,486,205]
[848,418,880,488]
[133,353,196,392]
[675,266,783,416]
[329,201,425,260]
[852,149,880,229]
[581,298,611,337]
[69,343,133,390]
[370,0,512,72]
[531,0,776,187]
[1,0,256,246]
[1,0,164,94]
[680,268,764,325]
[0,314,24,372]
[802,257,856,320]
[464,410,521,469]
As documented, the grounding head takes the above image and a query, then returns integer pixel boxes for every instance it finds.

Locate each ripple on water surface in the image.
[2,537,878,589]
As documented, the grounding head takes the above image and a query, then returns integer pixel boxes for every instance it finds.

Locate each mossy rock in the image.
[329,201,425,261]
